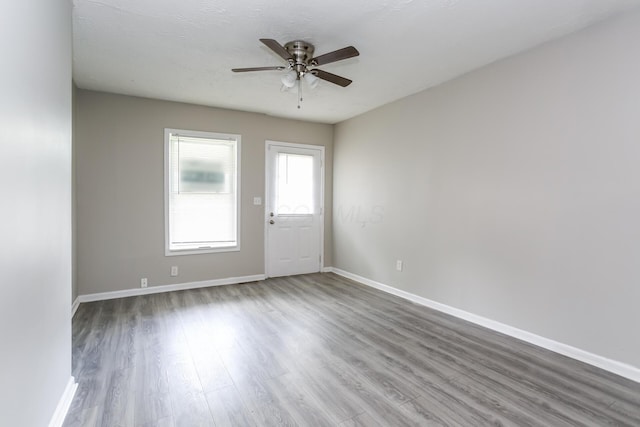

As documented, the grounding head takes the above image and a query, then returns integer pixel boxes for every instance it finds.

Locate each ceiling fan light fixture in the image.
[281,70,297,88]
[304,72,319,89]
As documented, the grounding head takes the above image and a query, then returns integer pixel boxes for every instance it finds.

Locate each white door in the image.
[266,142,324,277]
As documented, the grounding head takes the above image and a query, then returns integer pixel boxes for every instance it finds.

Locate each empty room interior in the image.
[3,1,640,426]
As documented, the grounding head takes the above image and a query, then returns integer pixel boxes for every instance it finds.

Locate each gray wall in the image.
[0,0,73,426]
[333,11,640,368]
[76,90,333,295]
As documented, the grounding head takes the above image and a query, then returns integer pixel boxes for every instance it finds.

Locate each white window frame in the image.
[164,128,241,256]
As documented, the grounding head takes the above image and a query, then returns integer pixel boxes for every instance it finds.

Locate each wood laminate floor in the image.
[63,273,640,426]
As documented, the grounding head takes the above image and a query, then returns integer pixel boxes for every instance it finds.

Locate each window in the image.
[165,128,240,255]
[276,152,315,215]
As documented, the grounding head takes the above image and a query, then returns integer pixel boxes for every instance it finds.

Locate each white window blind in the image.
[165,129,240,255]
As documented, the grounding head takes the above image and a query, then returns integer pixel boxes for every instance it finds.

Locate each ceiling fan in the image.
[232,39,359,107]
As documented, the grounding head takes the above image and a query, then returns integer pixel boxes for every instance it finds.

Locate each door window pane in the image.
[276,153,314,214]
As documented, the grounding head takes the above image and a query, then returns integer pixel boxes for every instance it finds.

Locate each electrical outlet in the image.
[140,278,148,288]
[170,266,179,277]
[396,260,403,271]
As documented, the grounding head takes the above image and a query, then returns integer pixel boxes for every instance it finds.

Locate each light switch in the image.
[253,197,262,205]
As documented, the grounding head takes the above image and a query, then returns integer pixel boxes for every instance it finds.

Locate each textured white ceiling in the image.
[72,0,640,124]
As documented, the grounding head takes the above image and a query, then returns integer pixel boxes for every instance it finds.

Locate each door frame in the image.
[264,140,325,278]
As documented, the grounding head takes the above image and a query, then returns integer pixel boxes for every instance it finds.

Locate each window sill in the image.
[165,245,240,257]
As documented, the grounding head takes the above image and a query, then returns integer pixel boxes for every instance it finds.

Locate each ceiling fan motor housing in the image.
[284,41,315,74]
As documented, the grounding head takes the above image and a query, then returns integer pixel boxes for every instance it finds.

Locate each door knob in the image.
[269,220,275,225]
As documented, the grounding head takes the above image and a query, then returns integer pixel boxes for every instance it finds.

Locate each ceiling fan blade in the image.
[232,66,286,72]
[259,38,293,61]
[311,46,359,66]
[312,69,353,87]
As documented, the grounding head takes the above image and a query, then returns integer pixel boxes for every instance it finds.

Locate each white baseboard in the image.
[77,274,266,303]
[321,266,335,273]
[48,376,77,427]
[331,268,640,383]
[71,297,80,317]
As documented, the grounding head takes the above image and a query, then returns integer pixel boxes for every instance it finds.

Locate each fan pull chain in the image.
[297,78,302,109]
